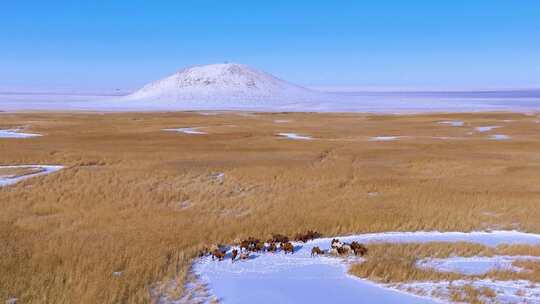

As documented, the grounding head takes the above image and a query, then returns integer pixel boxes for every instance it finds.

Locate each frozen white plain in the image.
[475,126,501,132]
[277,133,313,140]
[2,64,540,113]
[0,165,64,187]
[173,231,540,304]
[0,128,42,138]
[162,127,207,135]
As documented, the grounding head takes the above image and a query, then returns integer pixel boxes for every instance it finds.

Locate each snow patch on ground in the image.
[180,231,540,304]
[162,127,207,135]
[476,126,501,132]
[0,128,42,138]
[277,133,313,140]
[417,256,540,275]
[0,165,64,187]
[395,279,540,304]
[369,136,402,141]
[489,134,511,140]
[438,120,464,127]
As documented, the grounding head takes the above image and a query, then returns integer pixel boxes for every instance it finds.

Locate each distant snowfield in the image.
[0,165,64,187]
[176,231,540,304]
[2,92,540,114]
[1,64,540,113]
[0,128,42,138]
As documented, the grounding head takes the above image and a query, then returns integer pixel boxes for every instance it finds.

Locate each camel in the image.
[351,242,368,256]
[267,242,277,252]
[239,252,249,261]
[281,242,294,254]
[311,246,323,257]
[271,234,289,243]
[211,249,225,261]
[331,238,343,248]
[295,230,322,243]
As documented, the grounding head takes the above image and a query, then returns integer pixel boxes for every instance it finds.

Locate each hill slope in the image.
[126,63,323,104]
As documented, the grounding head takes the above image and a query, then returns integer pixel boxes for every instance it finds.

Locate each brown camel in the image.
[311,246,323,257]
[271,234,289,243]
[240,252,249,261]
[281,242,294,254]
[267,242,277,252]
[351,242,368,256]
[212,249,225,261]
[231,249,238,262]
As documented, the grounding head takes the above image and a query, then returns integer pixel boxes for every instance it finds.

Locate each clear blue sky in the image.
[1,1,539,91]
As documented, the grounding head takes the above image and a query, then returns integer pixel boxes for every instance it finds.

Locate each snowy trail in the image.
[189,231,540,304]
[0,165,64,187]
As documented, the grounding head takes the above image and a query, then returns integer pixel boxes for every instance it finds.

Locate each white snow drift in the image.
[0,165,64,187]
[0,128,42,138]
[277,133,313,140]
[176,230,540,304]
[162,127,207,135]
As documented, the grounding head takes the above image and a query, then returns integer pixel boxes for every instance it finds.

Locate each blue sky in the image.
[1,1,539,91]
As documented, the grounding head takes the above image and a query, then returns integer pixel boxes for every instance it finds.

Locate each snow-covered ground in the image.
[277,133,313,140]
[438,121,464,127]
[0,165,64,187]
[0,128,42,138]
[475,126,501,132]
[175,231,540,304]
[1,64,540,113]
[162,127,207,135]
[396,280,540,304]
[489,134,511,140]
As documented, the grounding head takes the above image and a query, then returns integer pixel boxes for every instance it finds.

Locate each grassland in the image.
[1,111,540,303]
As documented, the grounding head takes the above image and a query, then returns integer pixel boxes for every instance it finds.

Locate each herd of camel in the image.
[199,231,369,262]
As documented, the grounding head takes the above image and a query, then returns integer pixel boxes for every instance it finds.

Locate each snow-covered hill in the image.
[126,63,324,104]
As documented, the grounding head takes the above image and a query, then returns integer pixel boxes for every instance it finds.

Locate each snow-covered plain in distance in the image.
[173,231,540,304]
[0,165,64,187]
[2,64,540,113]
[0,128,42,138]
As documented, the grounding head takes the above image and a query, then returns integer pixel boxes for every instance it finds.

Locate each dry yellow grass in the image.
[1,111,540,303]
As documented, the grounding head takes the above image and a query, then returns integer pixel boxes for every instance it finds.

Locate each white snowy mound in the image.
[126,63,323,104]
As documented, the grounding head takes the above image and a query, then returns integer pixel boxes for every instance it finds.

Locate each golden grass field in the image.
[2,111,540,303]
